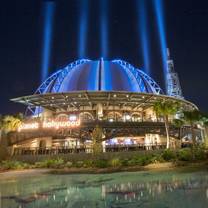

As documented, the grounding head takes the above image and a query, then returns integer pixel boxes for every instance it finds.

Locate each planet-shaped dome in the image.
[37,59,163,95]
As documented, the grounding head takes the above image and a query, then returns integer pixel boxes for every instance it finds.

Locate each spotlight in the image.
[136,0,151,75]
[41,1,56,83]
[100,0,108,58]
[78,0,89,58]
[153,0,168,88]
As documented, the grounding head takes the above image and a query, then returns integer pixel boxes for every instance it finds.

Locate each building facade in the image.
[9,58,200,155]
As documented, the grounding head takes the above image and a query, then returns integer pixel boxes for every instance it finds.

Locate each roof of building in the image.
[38,59,163,95]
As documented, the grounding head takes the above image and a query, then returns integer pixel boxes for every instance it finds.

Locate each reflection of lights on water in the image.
[206,189,208,199]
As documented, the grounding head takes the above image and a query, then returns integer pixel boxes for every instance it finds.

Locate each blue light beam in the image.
[41,1,56,83]
[78,0,89,59]
[100,0,108,58]
[137,0,151,75]
[153,0,167,80]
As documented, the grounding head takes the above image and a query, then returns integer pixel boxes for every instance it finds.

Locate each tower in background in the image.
[166,48,183,99]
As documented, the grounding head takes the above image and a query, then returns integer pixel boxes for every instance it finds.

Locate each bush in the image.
[83,160,94,168]
[126,158,137,166]
[136,154,154,166]
[177,148,192,161]
[121,159,129,166]
[94,160,108,168]
[1,160,29,170]
[74,161,84,168]
[109,158,122,167]
[162,149,176,161]
[35,158,64,168]
[150,154,165,164]
[194,147,207,160]
[66,161,73,168]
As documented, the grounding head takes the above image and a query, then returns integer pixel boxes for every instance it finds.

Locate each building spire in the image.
[166,48,183,99]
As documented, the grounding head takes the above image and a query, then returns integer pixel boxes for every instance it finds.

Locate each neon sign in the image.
[18,122,39,132]
[43,120,80,129]
[18,119,80,132]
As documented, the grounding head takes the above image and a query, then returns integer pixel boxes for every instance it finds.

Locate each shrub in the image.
[177,148,192,161]
[126,158,138,166]
[66,161,73,168]
[109,158,122,167]
[194,147,207,160]
[162,149,176,161]
[1,160,29,170]
[136,154,153,166]
[74,161,84,168]
[94,160,108,168]
[83,160,94,168]
[121,159,130,166]
[150,154,165,164]
[35,158,64,168]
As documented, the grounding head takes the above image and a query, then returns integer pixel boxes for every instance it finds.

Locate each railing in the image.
[21,115,166,124]
[13,143,166,156]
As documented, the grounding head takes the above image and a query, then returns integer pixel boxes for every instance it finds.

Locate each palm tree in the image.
[0,114,22,160]
[182,110,201,148]
[92,125,103,154]
[173,119,184,141]
[204,120,208,148]
[199,113,208,148]
[2,115,22,133]
[153,101,180,149]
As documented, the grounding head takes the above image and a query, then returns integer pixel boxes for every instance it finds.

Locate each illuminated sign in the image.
[43,120,80,129]
[18,119,80,132]
[18,122,39,132]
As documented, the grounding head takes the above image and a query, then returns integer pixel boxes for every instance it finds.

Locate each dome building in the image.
[10,58,200,155]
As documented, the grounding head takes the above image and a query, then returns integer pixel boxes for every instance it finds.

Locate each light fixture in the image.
[69,114,77,121]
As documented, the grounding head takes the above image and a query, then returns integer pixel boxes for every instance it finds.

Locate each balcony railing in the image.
[13,143,166,156]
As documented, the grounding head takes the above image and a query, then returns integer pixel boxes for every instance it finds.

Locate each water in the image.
[0,169,208,208]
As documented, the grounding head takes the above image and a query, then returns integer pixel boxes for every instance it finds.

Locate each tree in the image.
[182,110,201,148]
[204,120,208,148]
[0,114,22,160]
[92,125,103,154]
[173,119,184,141]
[199,113,208,148]
[2,115,22,133]
[153,101,180,149]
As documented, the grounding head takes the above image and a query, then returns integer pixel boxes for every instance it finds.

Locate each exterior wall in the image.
[14,137,52,148]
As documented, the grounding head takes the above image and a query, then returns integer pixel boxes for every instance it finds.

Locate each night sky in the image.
[0,0,208,115]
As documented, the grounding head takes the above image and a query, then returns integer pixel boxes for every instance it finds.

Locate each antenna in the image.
[166,48,183,99]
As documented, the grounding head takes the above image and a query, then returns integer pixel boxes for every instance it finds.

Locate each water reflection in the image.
[0,171,208,207]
